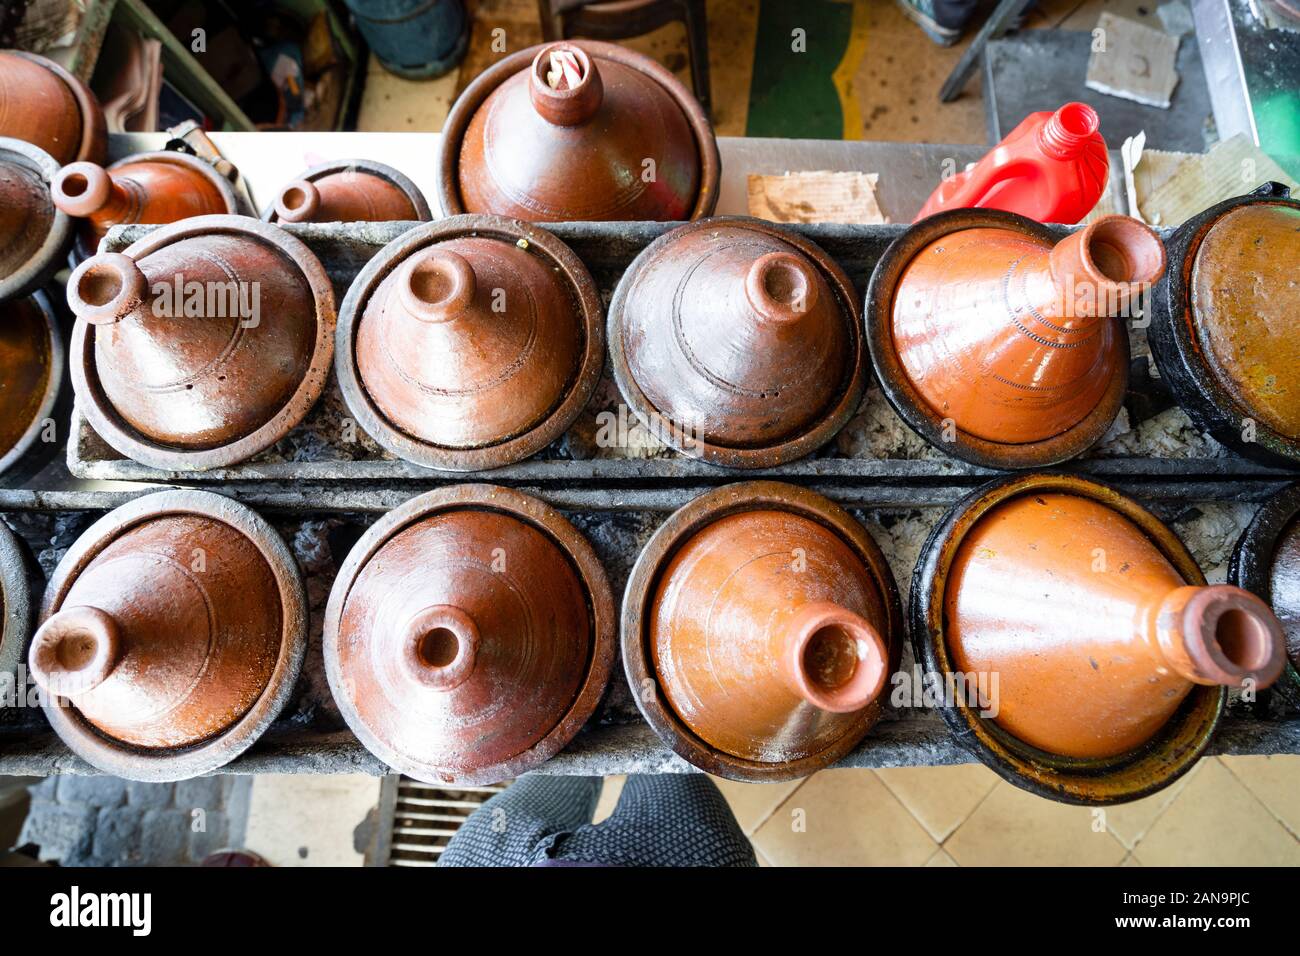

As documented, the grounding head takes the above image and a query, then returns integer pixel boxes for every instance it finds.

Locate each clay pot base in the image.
[324,484,616,785]
[262,159,432,223]
[1150,183,1300,466]
[914,473,1222,805]
[336,215,604,471]
[609,217,866,469]
[623,481,903,782]
[0,292,64,478]
[69,215,336,472]
[437,39,719,220]
[37,490,307,781]
[0,137,73,301]
[867,209,1131,469]
[0,519,38,682]
[1231,481,1300,696]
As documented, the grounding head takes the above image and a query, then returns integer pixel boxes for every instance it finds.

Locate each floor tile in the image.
[593,776,625,824]
[1220,755,1300,838]
[243,775,380,867]
[752,769,937,866]
[357,54,461,132]
[875,763,998,842]
[1132,759,1300,866]
[1103,761,1200,849]
[925,847,959,866]
[945,781,1128,866]
[710,775,805,835]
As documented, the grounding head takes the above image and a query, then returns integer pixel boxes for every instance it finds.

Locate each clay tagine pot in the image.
[624,481,903,782]
[0,291,64,479]
[1231,482,1300,696]
[867,210,1167,469]
[324,485,615,785]
[0,518,40,686]
[52,151,241,260]
[914,473,1286,805]
[30,489,306,780]
[0,136,73,301]
[0,50,106,166]
[64,215,336,472]
[1149,182,1300,465]
[336,215,604,471]
[439,40,719,221]
[609,217,865,468]
[264,159,432,224]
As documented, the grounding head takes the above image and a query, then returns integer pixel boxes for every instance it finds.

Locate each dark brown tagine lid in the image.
[324,485,615,785]
[1230,482,1300,694]
[868,210,1166,469]
[0,136,72,301]
[914,473,1285,805]
[64,215,336,472]
[0,518,39,682]
[1161,184,1300,464]
[624,482,903,781]
[0,50,106,166]
[266,159,432,223]
[0,292,64,478]
[337,215,604,471]
[609,217,864,468]
[52,152,240,258]
[29,490,306,780]
[440,40,719,221]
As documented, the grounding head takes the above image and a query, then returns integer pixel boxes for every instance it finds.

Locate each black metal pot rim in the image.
[1148,182,1300,465]
[911,471,1223,805]
[0,519,35,679]
[865,207,1131,470]
[37,489,308,781]
[69,215,337,472]
[261,158,433,223]
[322,484,616,786]
[621,480,904,782]
[335,214,605,472]
[607,216,867,469]
[0,291,65,480]
[436,38,721,221]
[1229,480,1300,692]
[0,136,73,302]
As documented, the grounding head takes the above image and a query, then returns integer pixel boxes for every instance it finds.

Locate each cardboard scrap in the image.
[1137,134,1300,226]
[747,170,886,224]
[1085,11,1180,110]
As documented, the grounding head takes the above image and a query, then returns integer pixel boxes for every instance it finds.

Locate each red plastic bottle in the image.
[915,102,1109,224]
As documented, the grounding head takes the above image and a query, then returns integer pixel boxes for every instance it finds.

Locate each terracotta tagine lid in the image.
[52,151,240,258]
[0,292,64,479]
[0,136,72,301]
[0,518,39,683]
[336,215,604,471]
[1150,183,1300,465]
[440,40,719,221]
[1231,482,1300,695]
[64,215,336,472]
[609,218,865,468]
[265,159,432,223]
[30,490,306,780]
[0,50,106,166]
[868,210,1166,468]
[914,473,1285,804]
[324,485,615,785]
[624,482,903,781]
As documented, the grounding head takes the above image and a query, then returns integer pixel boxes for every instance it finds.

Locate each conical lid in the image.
[0,137,71,301]
[0,518,36,680]
[945,491,1283,759]
[1190,203,1300,441]
[1272,514,1299,672]
[0,297,55,469]
[447,40,717,222]
[325,486,615,785]
[611,218,863,466]
[0,51,105,165]
[270,161,431,223]
[885,214,1164,453]
[65,216,336,470]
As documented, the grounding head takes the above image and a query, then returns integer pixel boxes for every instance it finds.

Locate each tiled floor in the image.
[593,757,1300,866]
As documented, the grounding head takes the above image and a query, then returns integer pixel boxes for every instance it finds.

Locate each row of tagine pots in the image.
[25,181,1299,481]
[1,476,1296,804]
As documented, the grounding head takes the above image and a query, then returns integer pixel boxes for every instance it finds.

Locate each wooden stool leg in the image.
[682,0,712,117]
[537,0,564,41]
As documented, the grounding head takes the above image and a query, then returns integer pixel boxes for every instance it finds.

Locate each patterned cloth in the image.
[438,774,758,868]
